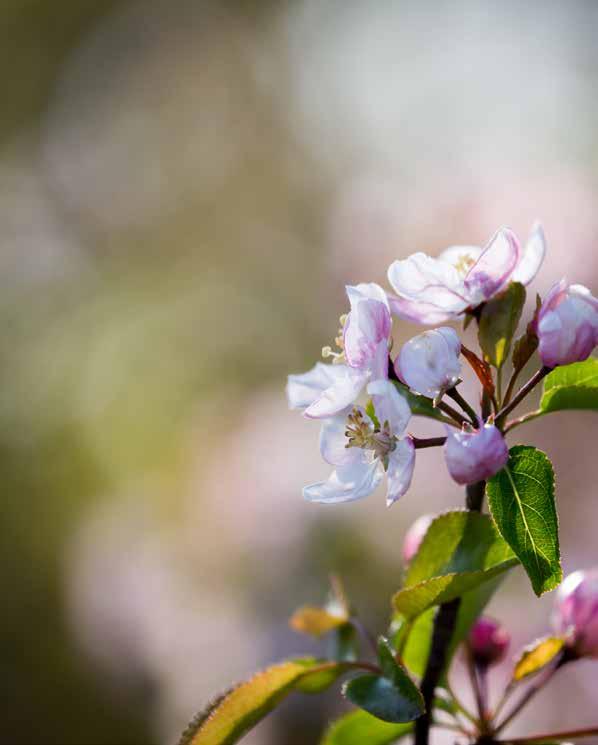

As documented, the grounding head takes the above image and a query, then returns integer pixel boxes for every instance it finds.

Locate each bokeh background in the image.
[2,1,598,743]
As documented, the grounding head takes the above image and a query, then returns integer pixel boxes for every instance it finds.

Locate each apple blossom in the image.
[552,568,598,658]
[303,380,415,507]
[287,283,392,420]
[468,616,510,667]
[387,223,546,324]
[444,422,508,485]
[536,280,598,368]
[397,326,461,401]
[402,514,434,563]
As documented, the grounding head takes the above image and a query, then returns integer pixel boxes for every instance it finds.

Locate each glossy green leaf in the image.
[179,658,347,745]
[539,358,598,414]
[320,710,411,745]
[479,282,526,368]
[393,511,516,619]
[343,638,424,724]
[391,381,449,423]
[343,673,424,724]
[487,446,561,596]
[513,636,564,681]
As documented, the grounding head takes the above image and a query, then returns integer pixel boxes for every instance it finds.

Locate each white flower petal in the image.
[386,437,416,506]
[303,460,383,504]
[464,227,520,303]
[346,282,390,310]
[387,254,469,312]
[512,222,546,286]
[286,362,349,410]
[367,379,411,436]
[304,368,368,419]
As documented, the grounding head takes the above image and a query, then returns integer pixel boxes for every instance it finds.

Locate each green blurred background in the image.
[2,1,598,743]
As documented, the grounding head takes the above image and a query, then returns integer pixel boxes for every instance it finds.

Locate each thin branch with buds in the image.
[494,367,551,425]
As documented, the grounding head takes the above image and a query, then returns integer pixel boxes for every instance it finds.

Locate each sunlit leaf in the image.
[513,636,564,681]
[539,358,598,414]
[179,658,347,745]
[478,282,526,368]
[320,710,412,745]
[393,511,516,619]
[290,606,348,637]
[487,446,561,596]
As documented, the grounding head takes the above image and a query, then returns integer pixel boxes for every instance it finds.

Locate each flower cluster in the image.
[287,224,598,505]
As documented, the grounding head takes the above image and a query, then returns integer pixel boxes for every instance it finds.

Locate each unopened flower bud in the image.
[536,280,598,368]
[552,569,598,658]
[444,423,508,485]
[468,616,510,667]
[397,327,462,400]
[402,514,434,563]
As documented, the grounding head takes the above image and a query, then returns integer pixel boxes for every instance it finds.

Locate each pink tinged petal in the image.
[537,281,598,367]
[346,282,390,310]
[387,294,458,325]
[302,459,383,504]
[402,513,435,563]
[464,227,520,304]
[397,327,462,399]
[552,569,598,658]
[387,254,469,313]
[367,379,411,436]
[303,368,368,419]
[444,424,508,485]
[319,413,364,467]
[286,362,351,410]
[386,437,416,506]
[343,297,391,370]
[512,222,546,286]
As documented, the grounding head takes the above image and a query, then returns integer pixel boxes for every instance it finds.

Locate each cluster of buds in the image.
[287,223,598,506]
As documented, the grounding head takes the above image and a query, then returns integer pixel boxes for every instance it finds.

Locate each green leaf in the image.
[179,658,347,745]
[393,511,516,619]
[487,446,561,596]
[330,623,360,663]
[391,381,449,423]
[343,638,424,724]
[513,636,564,681]
[320,710,412,745]
[539,358,598,414]
[478,282,526,368]
[343,674,424,724]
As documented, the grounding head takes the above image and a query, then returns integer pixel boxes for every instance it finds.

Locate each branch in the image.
[414,479,486,745]
[494,367,551,424]
[504,727,598,743]
[412,436,447,449]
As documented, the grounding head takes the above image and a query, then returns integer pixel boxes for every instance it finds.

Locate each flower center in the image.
[344,407,395,462]
[452,253,476,277]
[322,314,348,364]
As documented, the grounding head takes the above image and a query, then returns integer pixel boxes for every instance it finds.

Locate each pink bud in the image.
[552,569,598,658]
[396,327,462,400]
[536,280,598,368]
[468,616,510,667]
[402,514,434,563]
[444,423,508,485]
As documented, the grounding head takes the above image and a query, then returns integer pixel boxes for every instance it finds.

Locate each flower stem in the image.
[446,387,478,426]
[494,651,569,734]
[414,479,486,745]
[437,400,470,427]
[505,726,598,743]
[494,367,551,426]
[503,409,542,434]
[412,436,447,449]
